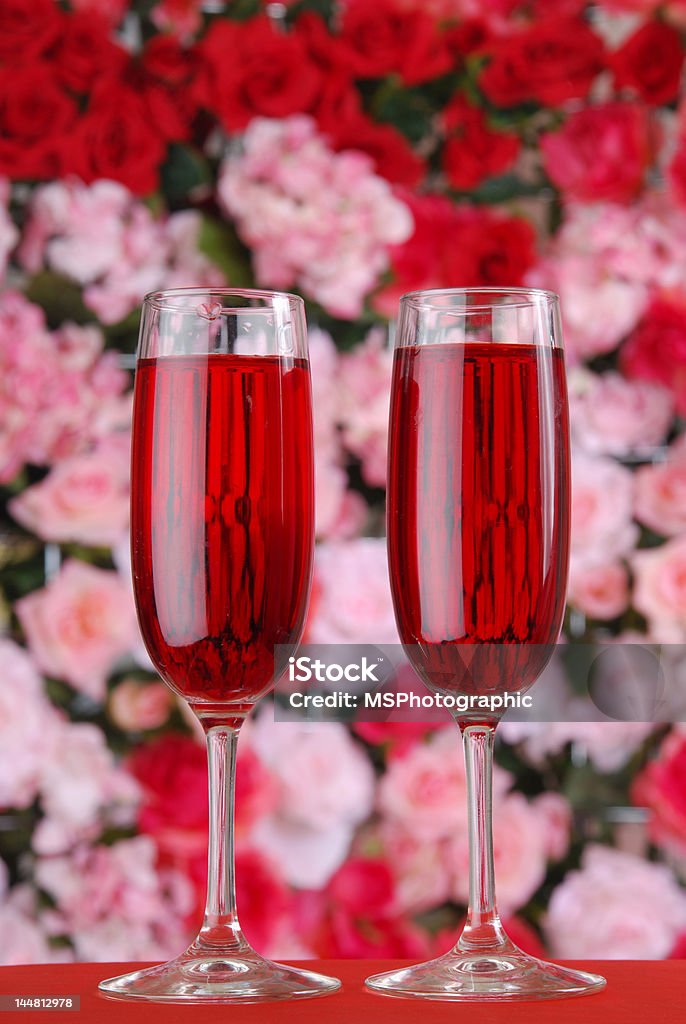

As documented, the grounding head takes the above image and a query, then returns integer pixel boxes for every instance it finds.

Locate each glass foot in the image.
[99,948,341,1004]
[365,942,606,1002]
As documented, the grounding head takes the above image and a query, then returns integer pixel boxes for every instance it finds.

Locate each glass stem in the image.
[193,725,246,953]
[458,723,508,952]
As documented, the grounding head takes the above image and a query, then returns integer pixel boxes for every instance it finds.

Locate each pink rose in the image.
[0,293,129,482]
[249,709,375,887]
[563,721,655,772]
[571,452,637,568]
[530,254,647,362]
[634,441,686,537]
[251,816,356,890]
[20,179,223,326]
[541,102,656,203]
[451,792,550,914]
[337,329,393,487]
[108,678,172,732]
[545,845,686,958]
[308,327,367,540]
[307,538,398,644]
[16,559,138,699]
[528,193,686,363]
[633,535,686,641]
[19,179,131,283]
[218,116,413,319]
[35,837,194,961]
[378,727,511,842]
[568,560,630,620]
[534,792,572,861]
[0,641,61,810]
[251,710,375,834]
[570,370,673,457]
[380,822,452,913]
[0,179,18,281]
[502,718,654,772]
[0,901,59,966]
[35,722,139,852]
[9,436,130,546]
[315,462,367,541]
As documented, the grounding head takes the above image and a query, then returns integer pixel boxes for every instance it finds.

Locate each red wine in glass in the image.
[99,289,340,1004]
[132,353,313,723]
[388,341,570,701]
[366,288,605,1001]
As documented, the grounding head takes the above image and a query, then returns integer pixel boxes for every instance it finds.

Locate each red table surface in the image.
[0,960,682,1023]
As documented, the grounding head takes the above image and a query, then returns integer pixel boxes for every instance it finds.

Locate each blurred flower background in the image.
[2,0,686,965]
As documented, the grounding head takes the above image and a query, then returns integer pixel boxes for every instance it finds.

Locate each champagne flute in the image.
[366,288,606,1001]
[99,288,340,1003]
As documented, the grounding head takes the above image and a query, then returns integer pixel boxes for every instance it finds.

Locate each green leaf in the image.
[468,173,545,204]
[285,0,335,21]
[159,144,212,207]
[24,272,92,329]
[197,216,254,286]
[103,310,140,355]
[370,80,437,146]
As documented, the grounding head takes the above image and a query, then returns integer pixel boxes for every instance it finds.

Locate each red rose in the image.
[431,916,546,958]
[125,37,206,142]
[352,719,439,755]
[0,0,63,64]
[441,96,520,190]
[480,17,605,106]
[326,858,395,918]
[198,16,323,132]
[373,193,460,316]
[444,18,493,62]
[67,81,166,195]
[621,297,686,416]
[143,35,195,86]
[501,917,546,958]
[632,729,686,857]
[669,135,686,207]
[127,733,208,843]
[376,194,536,315]
[541,102,656,203]
[0,64,77,180]
[312,71,364,132]
[234,746,279,836]
[326,114,426,187]
[455,209,537,288]
[236,849,293,952]
[139,83,194,142]
[334,0,453,85]
[70,0,129,27]
[53,10,128,94]
[612,21,684,105]
[321,906,430,958]
[374,195,536,316]
[294,11,343,71]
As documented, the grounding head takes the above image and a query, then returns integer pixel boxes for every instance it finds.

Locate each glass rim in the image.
[400,286,560,312]
[143,286,305,313]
